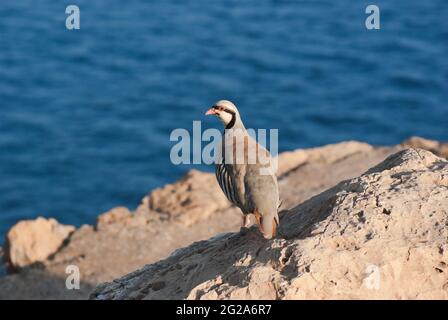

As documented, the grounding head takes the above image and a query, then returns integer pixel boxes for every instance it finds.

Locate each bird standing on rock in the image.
[205,100,279,239]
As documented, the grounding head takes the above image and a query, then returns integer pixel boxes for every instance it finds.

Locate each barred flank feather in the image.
[216,163,239,206]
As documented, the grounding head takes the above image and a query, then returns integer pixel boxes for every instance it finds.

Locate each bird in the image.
[205,100,279,239]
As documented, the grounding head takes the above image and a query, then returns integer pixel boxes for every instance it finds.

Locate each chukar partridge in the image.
[205,100,279,239]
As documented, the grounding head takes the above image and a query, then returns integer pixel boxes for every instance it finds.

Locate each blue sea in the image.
[0,1,446,244]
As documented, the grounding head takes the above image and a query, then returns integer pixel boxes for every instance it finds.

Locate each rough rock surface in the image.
[4,217,75,270]
[96,207,132,230]
[91,149,448,300]
[0,137,446,299]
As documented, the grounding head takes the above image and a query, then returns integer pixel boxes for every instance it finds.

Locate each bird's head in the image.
[205,100,241,129]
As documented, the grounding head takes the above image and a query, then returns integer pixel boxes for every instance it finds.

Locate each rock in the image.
[147,170,231,226]
[96,207,132,230]
[402,136,439,150]
[91,149,448,300]
[276,149,308,176]
[0,267,92,300]
[4,217,75,270]
[277,142,398,209]
[298,140,374,165]
[0,141,401,299]
[276,141,373,177]
[1,138,445,299]
[402,136,448,159]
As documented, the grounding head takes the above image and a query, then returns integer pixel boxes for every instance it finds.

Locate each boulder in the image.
[91,149,448,300]
[4,217,75,270]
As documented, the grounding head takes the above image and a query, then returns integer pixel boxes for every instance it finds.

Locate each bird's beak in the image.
[205,108,216,116]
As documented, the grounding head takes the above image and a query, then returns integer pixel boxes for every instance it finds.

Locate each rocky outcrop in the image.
[91,149,448,300]
[96,207,132,230]
[4,217,75,271]
[146,170,231,226]
[0,137,446,299]
[402,136,448,159]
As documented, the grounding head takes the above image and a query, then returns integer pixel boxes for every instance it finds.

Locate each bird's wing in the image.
[244,167,279,215]
[216,162,241,208]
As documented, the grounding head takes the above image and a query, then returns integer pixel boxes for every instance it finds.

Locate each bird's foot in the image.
[239,215,251,235]
[239,226,250,235]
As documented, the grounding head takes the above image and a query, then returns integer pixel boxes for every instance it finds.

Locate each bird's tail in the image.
[254,210,279,240]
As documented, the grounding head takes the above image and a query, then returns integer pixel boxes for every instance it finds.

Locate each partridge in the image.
[205,100,279,239]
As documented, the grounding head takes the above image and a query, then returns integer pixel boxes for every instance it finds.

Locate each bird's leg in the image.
[241,215,251,228]
[244,215,252,228]
[253,210,264,234]
[239,215,253,235]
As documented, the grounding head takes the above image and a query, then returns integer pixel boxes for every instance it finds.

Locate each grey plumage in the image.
[206,100,279,239]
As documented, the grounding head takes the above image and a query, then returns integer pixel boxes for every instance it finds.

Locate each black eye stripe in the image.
[213,106,235,115]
